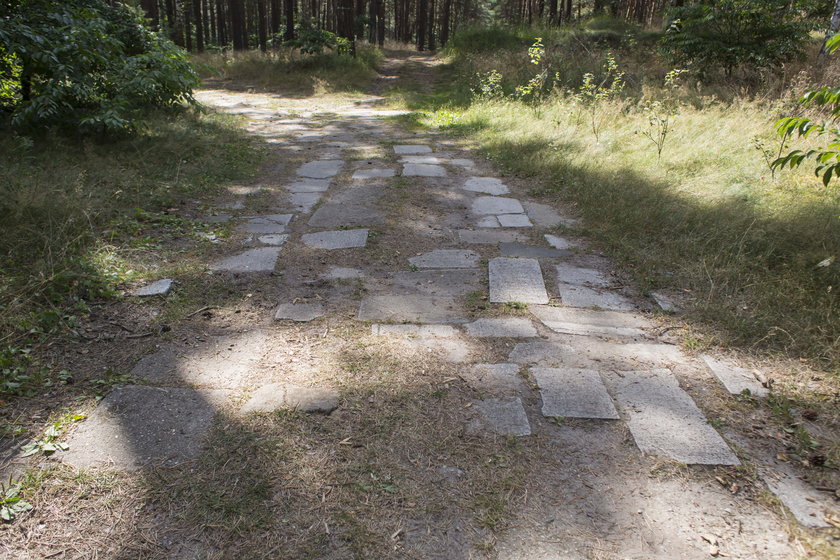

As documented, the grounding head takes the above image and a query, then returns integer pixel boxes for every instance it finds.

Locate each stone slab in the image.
[463,177,509,195]
[606,368,740,465]
[558,284,635,311]
[389,269,481,296]
[307,204,384,227]
[473,398,531,436]
[237,214,293,234]
[463,364,525,396]
[531,367,619,419]
[133,279,172,297]
[522,201,570,227]
[409,249,480,269]
[530,305,650,338]
[401,155,444,164]
[62,386,227,470]
[555,264,609,286]
[403,163,446,177]
[274,303,325,322]
[500,243,570,259]
[651,291,678,312]
[352,168,395,180]
[701,355,769,397]
[323,267,365,280]
[497,214,533,228]
[210,247,281,273]
[450,158,475,167]
[371,324,457,338]
[476,216,500,228]
[242,384,339,414]
[508,340,686,371]
[394,145,432,154]
[762,472,832,528]
[289,192,321,213]
[257,234,289,246]
[297,160,343,179]
[357,296,467,323]
[472,196,525,216]
[286,179,331,193]
[544,234,579,250]
[203,213,232,224]
[458,229,529,244]
[465,318,538,338]
[301,229,368,250]
[489,258,549,304]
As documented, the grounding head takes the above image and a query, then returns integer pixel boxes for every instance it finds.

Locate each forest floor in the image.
[0,50,838,560]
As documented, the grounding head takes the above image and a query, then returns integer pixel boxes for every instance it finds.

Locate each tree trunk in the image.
[428,0,436,51]
[285,0,296,41]
[193,0,204,51]
[417,0,427,50]
[258,0,268,51]
[440,0,451,45]
[377,0,385,46]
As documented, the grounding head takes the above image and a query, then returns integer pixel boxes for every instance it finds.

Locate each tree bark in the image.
[417,0,427,50]
[258,0,268,51]
[284,0,296,41]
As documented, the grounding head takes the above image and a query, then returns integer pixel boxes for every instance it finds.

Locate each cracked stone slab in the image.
[301,229,368,250]
[701,355,769,397]
[409,249,480,269]
[762,471,833,528]
[530,305,650,338]
[522,201,573,227]
[307,204,384,227]
[242,384,339,414]
[210,247,281,273]
[463,177,509,195]
[352,168,395,180]
[388,269,481,296]
[465,318,538,338]
[286,178,331,193]
[289,192,321,213]
[558,284,635,311]
[457,230,530,244]
[256,234,289,246]
[203,213,232,223]
[132,279,172,297]
[545,234,579,250]
[476,216,500,228]
[605,368,740,465]
[462,364,525,396]
[489,258,549,304]
[274,303,325,322]
[371,324,457,337]
[531,367,619,420]
[472,196,525,216]
[394,145,432,154]
[62,386,228,470]
[297,160,343,179]
[555,264,610,286]
[403,163,446,177]
[497,214,533,227]
[472,398,531,436]
[237,213,293,234]
[357,296,467,323]
[500,243,570,259]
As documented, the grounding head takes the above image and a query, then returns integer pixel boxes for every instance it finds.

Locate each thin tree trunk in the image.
[193,0,204,51]
[440,0,450,45]
[258,0,268,51]
[417,0,427,50]
[428,0,435,50]
[285,0,295,41]
[184,1,193,50]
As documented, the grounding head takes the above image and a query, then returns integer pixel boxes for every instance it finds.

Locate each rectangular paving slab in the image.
[497,214,533,228]
[472,398,531,436]
[301,229,368,249]
[509,339,686,371]
[500,243,570,259]
[289,192,321,213]
[489,258,549,304]
[274,303,325,322]
[544,234,579,250]
[555,264,610,286]
[762,471,833,528]
[286,178,331,193]
[409,249,480,269]
[523,201,573,227]
[472,196,525,215]
[463,177,509,195]
[132,278,173,297]
[400,155,444,164]
[210,247,281,273]
[307,204,384,227]
[605,368,740,465]
[357,296,468,323]
[297,160,343,179]
[701,355,769,397]
[403,163,446,177]
[557,284,635,311]
[530,305,650,338]
[237,214,293,234]
[394,145,432,154]
[457,230,530,244]
[531,367,619,419]
[465,318,538,338]
[462,364,526,396]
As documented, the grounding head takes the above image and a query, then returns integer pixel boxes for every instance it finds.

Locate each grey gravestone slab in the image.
[497,214,533,228]
[458,229,529,244]
[297,160,343,179]
[522,201,570,227]
[473,398,531,436]
[394,145,432,154]
[558,284,635,311]
[701,355,769,397]
[307,204,384,227]
[237,214,293,234]
[210,247,281,273]
[62,386,227,470]
[357,296,467,323]
[472,196,525,216]
[352,168,395,180]
[762,472,832,528]
[463,364,525,396]
[530,305,650,338]
[463,177,509,195]
[500,243,570,259]
[242,384,339,414]
[274,303,325,322]
[465,318,538,338]
[606,368,740,465]
[389,269,481,296]
[371,324,457,338]
[286,179,331,193]
[531,367,619,419]
[401,155,444,164]
[323,267,364,280]
[476,216,500,228]
[409,249,480,269]
[257,234,289,246]
[133,279,172,297]
[289,192,321,213]
[403,163,446,177]
[651,291,678,312]
[555,264,609,286]
[489,258,549,304]
[451,158,475,167]
[544,234,578,250]
[301,229,368,250]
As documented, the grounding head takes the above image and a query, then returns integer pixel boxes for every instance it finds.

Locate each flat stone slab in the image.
[462,364,525,396]
[352,168,395,180]
[357,296,467,323]
[530,305,650,338]
[522,201,570,227]
[301,229,368,250]
[605,368,740,465]
[473,398,531,436]
[286,179,331,193]
[403,163,446,177]
[472,196,525,216]
[256,234,289,246]
[762,472,833,528]
[500,243,569,259]
[242,384,339,414]
[555,264,609,286]
[409,249,480,269]
[463,177,509,195]
[274,303,325,322]
[237,213,293,234]
[289,192,321,213]
[457,230,529,244]
[450,158,475,167]
[497,214,533,228]
[132,279,172,297]
[389,269,481,296]
[558,284,635,311]
[651,291,678,312]
[465,318,538,338]
[701,355,769,397]
[307,204,384,227]
[545,234,579,250]
[531,367,619,419]
[323,267,365,280]
[62,386,226,470]
[476,216,501,228]
[210,247,281,273]
[400,155,444,164]
[489,258,549,304]
[297,160,343,179]
[394,145,432,154]
[371,324,457,338]
[509,340,686,371]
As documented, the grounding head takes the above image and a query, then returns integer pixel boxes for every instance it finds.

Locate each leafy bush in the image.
[0,0,199,134]
[285,18,350,55]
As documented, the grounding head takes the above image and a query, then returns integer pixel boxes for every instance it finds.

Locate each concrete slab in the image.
[530,305,650,338]
[133,279,172,297]
[605,368,740,465]
[762,472,832,528]
[301,229,368,250]
[472,196,525,215]
[237,213,293,234]
[701,355,769,397]
[242,384,339,414]
[394,145,432,154]
[62,386,227,470]
[256,234,289,246]
[555,264,609,286]
[322,267,365,280]
[352,168,395,180]
[473,398,531,436]
[401,155,444,164]
[307,204,384,227]
[357,296,467,323]
[297,160,343,179]
[462,364,525,396]
[458,229,530,244]
[403,163,446,177]
[500,243,570,259]
[463,177,509,195]
[544,234,579,250]
[531,367,619,419]
[522,201,571,227]
[450,158,476,168]
[508,341,576,367]
[508,340,685,371]
[286,179,331,193]
[289,192,321,213]
[497,214,534,228]
[210,247,281,273]
[329,185,386,205]
[489,258,549,304]
[476,216,501,228]
[274,303,325,322]
[371,324,457,338]
[389,269,481,296]
[465,318,538,338]
[409,249,480,269]
[558,284,635,311]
